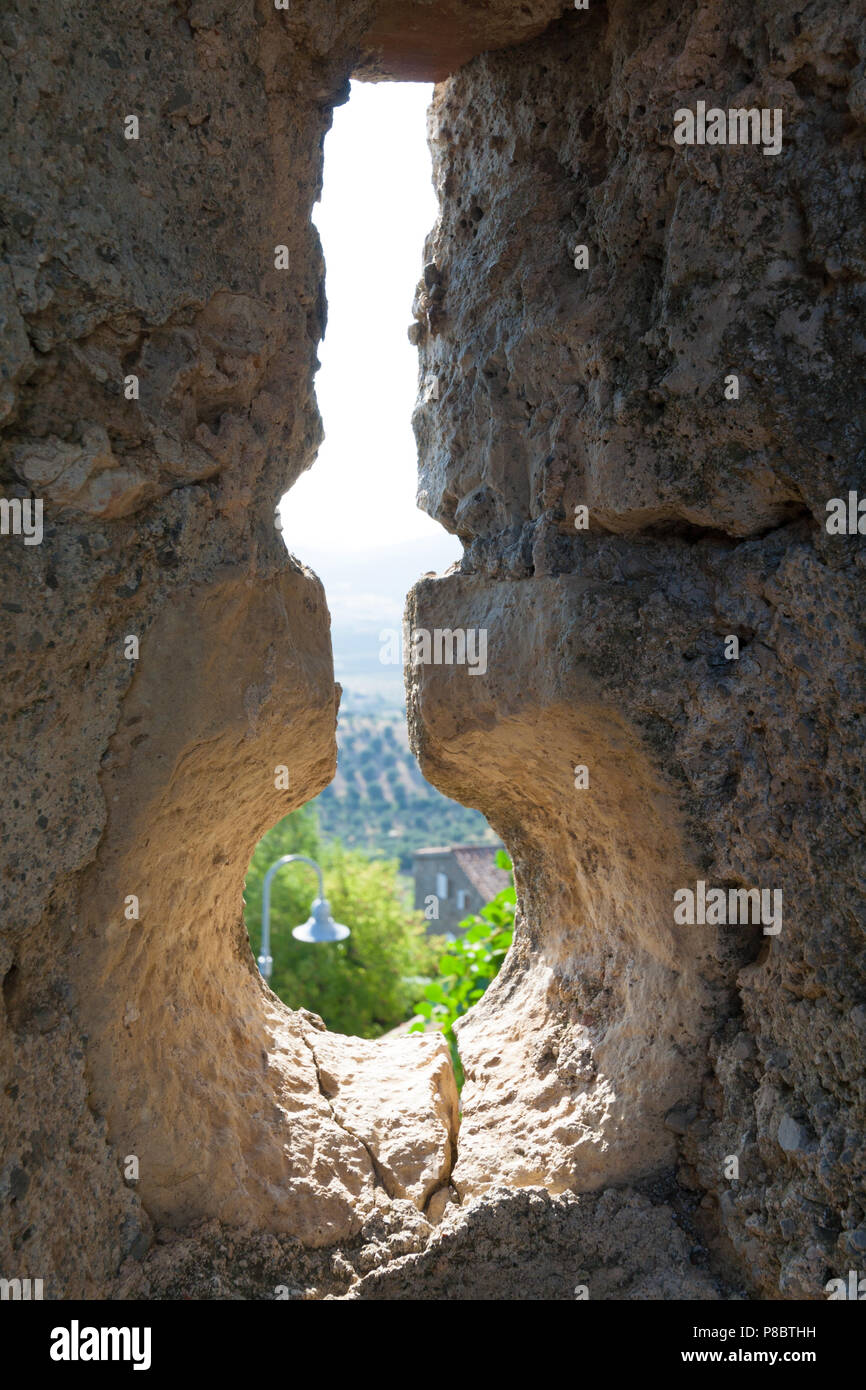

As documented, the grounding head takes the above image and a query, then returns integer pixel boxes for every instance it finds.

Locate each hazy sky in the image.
[279,80,461,573]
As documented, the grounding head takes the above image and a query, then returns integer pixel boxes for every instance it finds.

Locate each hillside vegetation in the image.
[316,710,496,867]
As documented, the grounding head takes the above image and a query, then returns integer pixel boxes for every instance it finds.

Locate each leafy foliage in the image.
[409,851,515,1087]
[244,807,440,1038]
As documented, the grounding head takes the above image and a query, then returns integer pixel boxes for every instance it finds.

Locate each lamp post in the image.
[257,854,350,980]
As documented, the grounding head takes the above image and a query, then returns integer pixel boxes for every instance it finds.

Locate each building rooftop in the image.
[413,843,510,904]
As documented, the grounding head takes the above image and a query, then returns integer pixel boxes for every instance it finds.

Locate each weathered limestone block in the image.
[355,0,571,81]
[409,0,865,1298]
[407,569,722,1196]
[346,1187,724,1300]
[303,1025,459,1209]
[5,0,572,1299]
[0,0,340,1295]
[413,0,866,541]
[409,527,866,1295]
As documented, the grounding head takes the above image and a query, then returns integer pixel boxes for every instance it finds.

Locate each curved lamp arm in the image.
[258,855,324,980]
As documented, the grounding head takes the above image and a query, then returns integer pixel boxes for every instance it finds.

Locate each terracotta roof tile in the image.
[451,846,510,904]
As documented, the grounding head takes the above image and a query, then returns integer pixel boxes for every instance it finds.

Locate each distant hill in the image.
[298,534,463,705]
[313,707,496,869]
[293,536,493,863]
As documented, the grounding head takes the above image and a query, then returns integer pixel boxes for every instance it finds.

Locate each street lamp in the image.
[257,854,350,980]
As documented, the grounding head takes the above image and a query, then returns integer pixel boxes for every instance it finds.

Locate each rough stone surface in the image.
[301,1023,459,1210]
[113,1184,732,1301]
[343,1187,728,1301]
[408,0,866,1299]
[414,2,866,542]
[355,0,571,82]
[0,0,469,1298]
[2,0,864,1303]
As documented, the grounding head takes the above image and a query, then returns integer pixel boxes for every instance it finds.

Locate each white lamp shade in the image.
[291,897,350,944]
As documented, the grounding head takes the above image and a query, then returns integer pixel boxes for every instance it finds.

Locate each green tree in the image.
[244,807,438,1038]
[410,852,515,1087]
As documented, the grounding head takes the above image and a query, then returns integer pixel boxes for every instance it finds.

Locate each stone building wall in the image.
[412,845,507,933]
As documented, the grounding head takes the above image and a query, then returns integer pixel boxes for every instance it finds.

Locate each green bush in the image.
[409,851,515,1087]
[244,807,439,1038]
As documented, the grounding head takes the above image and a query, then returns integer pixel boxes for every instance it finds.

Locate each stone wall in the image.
[0,0,477,1298]
[408,0,866,1297]
[1,0,863,1301]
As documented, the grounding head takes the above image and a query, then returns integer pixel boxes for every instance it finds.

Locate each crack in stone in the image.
[298,1028,398,1200]
[299,1025,462,1213]
[422,1049,461,1215]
